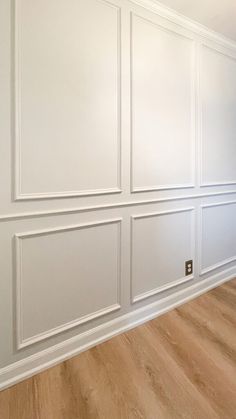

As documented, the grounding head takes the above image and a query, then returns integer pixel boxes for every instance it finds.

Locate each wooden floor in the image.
[0,279,236,419]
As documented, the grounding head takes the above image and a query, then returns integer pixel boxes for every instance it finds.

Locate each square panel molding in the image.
[130,13,196,193]
[13,0,121,200]
[131,207,195,303]
[199,201,236,275]
[15,219,122,349]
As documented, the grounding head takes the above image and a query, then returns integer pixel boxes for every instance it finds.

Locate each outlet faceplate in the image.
[185,260,193,276]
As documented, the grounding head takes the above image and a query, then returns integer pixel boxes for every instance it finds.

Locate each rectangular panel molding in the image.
[200,44,236,187]
[200,201,236,275]
[1,0,236,392]
[14,0,121,200]
[15,219,122,349]
[130,13,196,192]
[131,208,195,303]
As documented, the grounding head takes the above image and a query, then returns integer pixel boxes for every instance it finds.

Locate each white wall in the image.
[0,0,236,389]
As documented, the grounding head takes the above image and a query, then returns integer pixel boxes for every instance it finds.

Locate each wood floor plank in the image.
[211,286,236,311]
[149,311,236,417]
[194,292,236,329]
[177,299,236,365]
[0,279,236,419]
[123,324,219,418]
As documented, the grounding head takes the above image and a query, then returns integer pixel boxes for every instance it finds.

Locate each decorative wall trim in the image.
[199,201,236,275]
[1,265,235,391]
[201,181,236,188]
[130,207,195,303]
[0,0,235,397]
[1,190,236,222]
[199,44,236,188]
[201,200,236,208]
[130,12,196,193]
[132,276,193,303]
[15,218,122,349]
[131,185,195,193]
[130,0,236,51]
[13,0,122,200]
[200,42,236,63]
[15,189,123,201]
[200,257,236,276]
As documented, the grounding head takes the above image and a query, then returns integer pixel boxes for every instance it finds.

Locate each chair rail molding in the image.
[0,0,236,392]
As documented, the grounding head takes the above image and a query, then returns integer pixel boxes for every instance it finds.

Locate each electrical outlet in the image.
[185,260,193,276]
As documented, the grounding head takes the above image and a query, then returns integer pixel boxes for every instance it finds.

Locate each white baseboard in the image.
[0,266,235,391]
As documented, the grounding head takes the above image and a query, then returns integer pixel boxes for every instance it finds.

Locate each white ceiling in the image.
[156,0,236,41]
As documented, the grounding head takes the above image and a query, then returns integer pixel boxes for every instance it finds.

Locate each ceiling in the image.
[156,0,236,41]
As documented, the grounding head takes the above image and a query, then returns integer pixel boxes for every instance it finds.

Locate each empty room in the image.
[0,0,236,417]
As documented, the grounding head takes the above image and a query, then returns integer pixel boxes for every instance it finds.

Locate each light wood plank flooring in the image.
[0,278,236,419]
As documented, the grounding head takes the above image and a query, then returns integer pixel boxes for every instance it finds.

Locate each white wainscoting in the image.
[15,219,122,349]
[131,13,195,192]
[0,0,236,391]
[200,201,236,275]
[131,208,195,302]
[14,0,121,199]
[1,264,236,391]
[200,44,236,187]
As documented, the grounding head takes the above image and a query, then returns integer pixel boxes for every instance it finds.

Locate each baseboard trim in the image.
[0,266,235,391]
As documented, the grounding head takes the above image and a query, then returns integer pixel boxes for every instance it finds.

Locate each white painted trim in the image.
[201,257,236,276]
[15,219,122,349]
[0,0,235,396]
[199,201,236,275]
[132,184,195,193]
[1,266,235,391]
[1,190,236,222]
[201,181,236,188]
[13,0,122,200]
[18,304,121,350]
[130,12,196,193]
[16,189,123,200]
[195,41,202,189]
[130,207,195,303]
[200,43,236,63]
[199,44,236,188]
[11,0,236,201]
[131,207,195,219]
[130,0,236,51]
[201,200,236,209]
[132,275,193,303]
